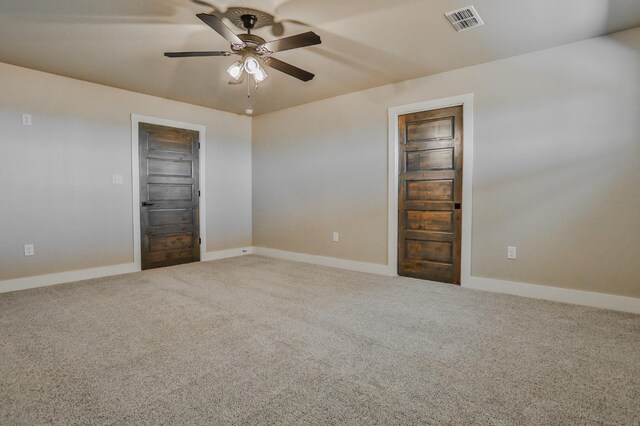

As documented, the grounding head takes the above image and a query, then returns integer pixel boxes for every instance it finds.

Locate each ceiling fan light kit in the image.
[226,55,268,84]
[241,55,268,82]
[165,12,321,93]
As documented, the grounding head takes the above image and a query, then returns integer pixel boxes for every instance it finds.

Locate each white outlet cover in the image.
[24,244,35,256]
[332,232,339,242]
[112,174,124,185]
[507,246,517,259]
[22,113,32,125]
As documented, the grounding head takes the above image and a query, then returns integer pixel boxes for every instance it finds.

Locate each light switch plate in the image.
[112,174,124,185]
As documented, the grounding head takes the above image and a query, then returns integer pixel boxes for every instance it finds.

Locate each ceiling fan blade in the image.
[264,57,315,82]
[261,31,321,53]
[191,0,216,8]
[196,13,243,45]
[165,51,231,58]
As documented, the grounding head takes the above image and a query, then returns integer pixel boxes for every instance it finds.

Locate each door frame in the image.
[388,94,474,283]
[131,114,207,271]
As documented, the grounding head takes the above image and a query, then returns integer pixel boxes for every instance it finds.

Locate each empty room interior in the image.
[1,0,639,424]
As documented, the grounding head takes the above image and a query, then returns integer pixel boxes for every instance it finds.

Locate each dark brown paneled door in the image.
[398,106,463,284]
[139,123,200,270]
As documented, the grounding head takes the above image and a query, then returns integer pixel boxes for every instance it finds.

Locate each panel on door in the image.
[139,123,200,270]
[398,106,463,284]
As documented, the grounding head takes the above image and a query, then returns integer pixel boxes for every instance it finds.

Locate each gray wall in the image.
[252,28,640,298]
[0,63,252,280]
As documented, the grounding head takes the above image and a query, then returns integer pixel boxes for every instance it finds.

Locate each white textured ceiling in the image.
[1,0,639,115]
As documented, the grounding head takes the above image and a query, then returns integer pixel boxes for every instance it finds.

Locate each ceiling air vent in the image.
[445,6,484,32]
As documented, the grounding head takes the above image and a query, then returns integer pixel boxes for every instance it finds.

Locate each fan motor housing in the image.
[234,33,269,56]
[237,34,266,46]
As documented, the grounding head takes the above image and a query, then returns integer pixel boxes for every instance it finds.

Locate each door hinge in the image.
[198,190,201,197]
[198,143,201,149]
[199,238,201,244]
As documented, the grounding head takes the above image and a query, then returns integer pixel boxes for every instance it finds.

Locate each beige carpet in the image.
[1,255,638,425]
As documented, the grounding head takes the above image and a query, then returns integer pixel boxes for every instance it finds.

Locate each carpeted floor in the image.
[1,255,638,425]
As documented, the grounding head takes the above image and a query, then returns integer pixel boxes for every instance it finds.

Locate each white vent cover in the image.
[445,6,484,32]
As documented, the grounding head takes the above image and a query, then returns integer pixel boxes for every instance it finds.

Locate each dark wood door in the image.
[398,106,463,284]
[139,123,200,270]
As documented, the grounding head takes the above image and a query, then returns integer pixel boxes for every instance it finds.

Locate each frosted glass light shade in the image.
[244,56,260,74]
[226,61,243,80]
[253,66,268,83]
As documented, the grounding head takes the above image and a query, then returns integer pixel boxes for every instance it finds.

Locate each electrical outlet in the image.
[22,113,32,126]
[24,244,35,256]
[112,174,124,185]
[332,232,339,242]
[507,246,517,259]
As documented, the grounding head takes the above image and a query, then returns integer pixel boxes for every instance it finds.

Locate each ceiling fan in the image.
[165,13,321,85]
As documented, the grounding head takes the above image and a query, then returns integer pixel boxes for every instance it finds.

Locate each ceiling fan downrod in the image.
[240,14,257,34]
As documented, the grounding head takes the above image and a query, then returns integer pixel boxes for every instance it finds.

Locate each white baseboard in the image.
[202,247,253,261]
[253,247,639,314]
[0,247,253,294]
[0,262,139,294]
[463,276,640,314]
[252,247,393,276]
[3,247,637,314]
